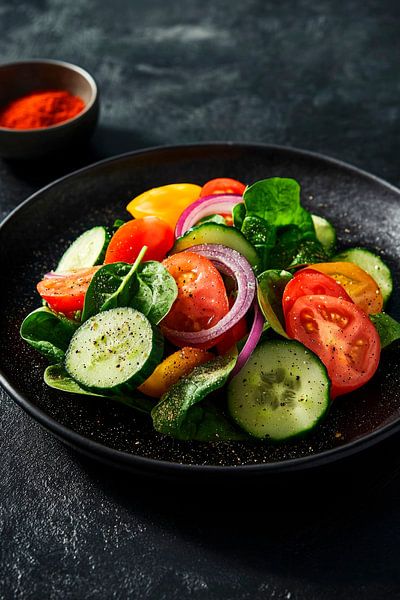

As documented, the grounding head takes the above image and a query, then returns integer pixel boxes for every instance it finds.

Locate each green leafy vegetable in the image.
[238,177,326,271]
[82,247,177,324]
[135,261,178,324]
[244,178,314,231]
[20,307,78,363]
[82,262,133,320]
[257,270,293,338]
[44,364,154,414]
[241,215,276,270]
[151,352,240,440]
[232,203,246,229]
[370,313,400,349]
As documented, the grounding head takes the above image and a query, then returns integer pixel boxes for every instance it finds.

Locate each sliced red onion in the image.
[44,271,66,279]
[175,194,243,238]
[230,301,264,379]
[161,244,256,348]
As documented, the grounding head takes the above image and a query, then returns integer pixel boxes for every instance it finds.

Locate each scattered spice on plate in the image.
[0,89,85,129]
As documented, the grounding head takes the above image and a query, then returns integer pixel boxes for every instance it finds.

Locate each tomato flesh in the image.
[104,217,174,264]
[37,267,99,315]
[309,262,383,315]
[286,294,380,397]
[161,251,229,346]
[200,178,246,197]
[283,268,353,320]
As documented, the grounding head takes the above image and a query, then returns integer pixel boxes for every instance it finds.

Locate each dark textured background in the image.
[1,1,400,598]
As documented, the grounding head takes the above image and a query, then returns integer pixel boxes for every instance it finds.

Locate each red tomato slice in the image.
[286,294,380,398]
[282,268,353,320]
[215,294,247,354]
[161,252,229,345]
[104,217,174,264]
[37,267,100,315]
[200,178,246,197]
[215,316,247,354]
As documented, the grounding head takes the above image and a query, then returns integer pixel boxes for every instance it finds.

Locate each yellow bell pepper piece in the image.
[126,183,201,230]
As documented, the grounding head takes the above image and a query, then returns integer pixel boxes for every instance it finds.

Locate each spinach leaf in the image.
[184,401,249,441]
[232,203,246,229]
[257,270,293,338]
[370,313,400,349]
[244,177,314,232]
[20,307,78,363]
[82,262,132,321]
[44,364,154,414]
[273,226,327,270]
[82,249,177,325]
[151,352,238,440]
[135,261,178,324]
[238,177,324,271]
[241,215,276,271]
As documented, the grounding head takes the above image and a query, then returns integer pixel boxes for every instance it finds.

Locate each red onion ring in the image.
[161,244,256,348]
[230,301,264,379]
[175,194,243,238]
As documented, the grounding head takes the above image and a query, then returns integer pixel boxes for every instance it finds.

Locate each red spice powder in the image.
[0,89,85,129]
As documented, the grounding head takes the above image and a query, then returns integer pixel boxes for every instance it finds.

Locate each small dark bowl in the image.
[0,59,99,159]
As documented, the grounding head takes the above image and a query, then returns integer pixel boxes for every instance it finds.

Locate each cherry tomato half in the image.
[126,183,201,230]
[215,294,247,354]
[161,252,229,346]
[286,294,380,398]
[104,217,174,264]
[37,267,100,315]
[138,347,214,398]
[309,262,383,315]
[282,268,353,320]
[200,178,246,197]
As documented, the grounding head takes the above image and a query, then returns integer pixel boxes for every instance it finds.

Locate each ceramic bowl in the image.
[0,59,99,159]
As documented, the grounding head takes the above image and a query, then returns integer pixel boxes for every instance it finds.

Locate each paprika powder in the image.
[0,89,85,129]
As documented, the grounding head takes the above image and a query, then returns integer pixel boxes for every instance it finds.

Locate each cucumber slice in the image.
[228,340,330,440]
[172,223,259,269]
[56,226,111,273]
[311,214,336,254]
[65,307,163,394]
[333,247,393,305]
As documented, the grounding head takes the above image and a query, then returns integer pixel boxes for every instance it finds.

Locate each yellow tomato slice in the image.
[309,261,383,315]
[126,183,201,230]
[138,347,214,398]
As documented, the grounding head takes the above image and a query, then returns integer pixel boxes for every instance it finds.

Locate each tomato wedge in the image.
[161,252,229,344]
[37,267,99,315]
[282,268,352,320]
[200,178,246,197]
[138,347,214,398]
[286,294,380,397]
[309,262,383,315]
[104,217,174,264]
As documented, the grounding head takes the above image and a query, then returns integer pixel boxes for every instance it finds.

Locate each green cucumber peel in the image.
[20,307,79,363]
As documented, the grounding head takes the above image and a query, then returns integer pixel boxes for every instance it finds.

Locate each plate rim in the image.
[2,141,400,475]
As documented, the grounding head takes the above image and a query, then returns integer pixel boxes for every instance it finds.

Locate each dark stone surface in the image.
[1,0,400,598]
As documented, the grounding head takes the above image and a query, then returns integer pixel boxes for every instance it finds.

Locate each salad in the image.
[20,177,400,442]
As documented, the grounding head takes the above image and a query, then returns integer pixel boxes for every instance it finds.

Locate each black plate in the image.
[1,143,400,479]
